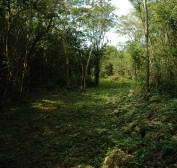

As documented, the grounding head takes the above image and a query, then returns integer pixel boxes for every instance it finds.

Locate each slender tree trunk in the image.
[134,63,137,79]
[62,34,70,88]
[83,47,93,90]
[144,0,150,91]
[20,47,28,100]
[62,2,70,88]
[81,53,84,88]
[94,56,100,86]
[3,0,12,99]
[81,63,84,87]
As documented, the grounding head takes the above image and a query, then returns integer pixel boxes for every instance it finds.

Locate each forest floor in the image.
[0,79,177,168]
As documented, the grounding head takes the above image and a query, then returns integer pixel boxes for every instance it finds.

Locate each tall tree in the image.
[68,0,116,89]
[87,0,116,86]
[143,0,149,90]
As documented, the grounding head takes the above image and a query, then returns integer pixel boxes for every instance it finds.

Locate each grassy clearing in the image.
[0,79,131,168]
[0,79,177,168]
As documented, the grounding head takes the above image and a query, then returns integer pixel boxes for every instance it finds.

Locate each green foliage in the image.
[1,79,176,167]
[0,0,117,102]
[101,45,132,79]
[115,0,177,89]
[0,79,130,167]
[126,41,144,65]
[1,0,177,166]
[126,40,144,78]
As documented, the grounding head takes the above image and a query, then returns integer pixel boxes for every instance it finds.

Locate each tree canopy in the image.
[0,0,116,102]
[1,1,177,167]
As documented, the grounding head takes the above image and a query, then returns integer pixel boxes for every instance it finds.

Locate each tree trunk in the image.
[20,47,28,100]
[94,57,100,86]
[62,36,70,88]
[62,2,70,88]
[81,63,84,88]
[134,63,137,79]
[81,52,84,89]
[3,0,12,100]
[83,47,93,90]
[144,0,150,91]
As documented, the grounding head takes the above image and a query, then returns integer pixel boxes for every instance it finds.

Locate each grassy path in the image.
[1,79,177,167]
[0,79,131,167]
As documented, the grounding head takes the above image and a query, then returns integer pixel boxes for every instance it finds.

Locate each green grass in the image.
[0,79,177,167]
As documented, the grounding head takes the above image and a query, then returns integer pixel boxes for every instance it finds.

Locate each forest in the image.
[0,0,177,167]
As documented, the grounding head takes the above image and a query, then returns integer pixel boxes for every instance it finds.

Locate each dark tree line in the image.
[0,0,116,105]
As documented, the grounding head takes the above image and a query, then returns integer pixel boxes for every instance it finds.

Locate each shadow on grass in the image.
[0,80,131,167]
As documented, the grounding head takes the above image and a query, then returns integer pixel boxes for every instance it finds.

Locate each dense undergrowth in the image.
[0,79,177,168]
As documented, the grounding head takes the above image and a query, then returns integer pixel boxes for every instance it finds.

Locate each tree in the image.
[0,0,60,101]
[126,41,144,78]
[116,12,144,42]
[86,0,116,86]
[143,0,149,90]
[101,45,132,79]
[68,0,116,89]
[0,0,117,104]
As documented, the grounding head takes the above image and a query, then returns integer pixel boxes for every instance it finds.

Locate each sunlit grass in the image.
[31,98,66,112]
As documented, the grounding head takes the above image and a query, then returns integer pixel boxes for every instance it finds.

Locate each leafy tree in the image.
[126,41,144,78]
[117,13,143,41]
[101,45,132,79]
[0,0,60,101]
[126,0,177,89]
[0,0,117,104]
[68,0,116,89]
